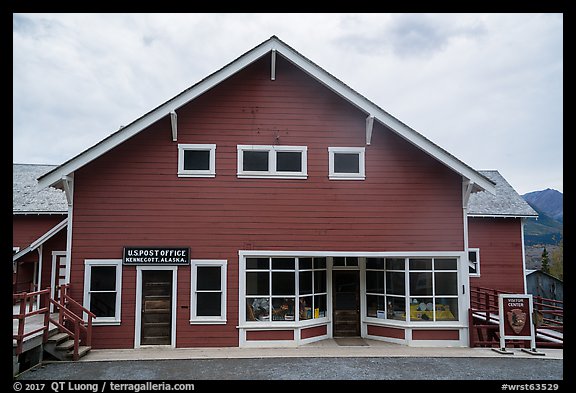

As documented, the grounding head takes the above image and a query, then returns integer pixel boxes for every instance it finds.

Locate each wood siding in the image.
[245,330,294,341]
[411,329,459,340]
[13,215,66,249]
[70,54,465,348]
[468,217,525,293]
[367,325,405,339]
[301,325,328,339]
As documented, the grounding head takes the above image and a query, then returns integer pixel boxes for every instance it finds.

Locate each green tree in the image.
[541,247,550,274]
[549,240,563,280]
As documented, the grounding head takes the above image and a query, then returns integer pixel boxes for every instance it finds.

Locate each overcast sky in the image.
[13,13,563,195]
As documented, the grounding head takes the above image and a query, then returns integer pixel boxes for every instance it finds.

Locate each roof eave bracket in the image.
[366,115,374,145]
[170,111,178,142]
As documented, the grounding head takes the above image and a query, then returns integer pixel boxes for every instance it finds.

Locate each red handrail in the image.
[13,284,95,360]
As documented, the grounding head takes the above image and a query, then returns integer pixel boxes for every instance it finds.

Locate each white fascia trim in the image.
[239,250,466,258]
[37,36,494,195]
[12,218,68,262]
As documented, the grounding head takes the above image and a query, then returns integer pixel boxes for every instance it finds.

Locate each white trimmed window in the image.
[328,147,365,180]
[83,259,122,325]
[178,144,216,177]
[468,248,480,277]
[190,260,227,323]
[237,145,307,179]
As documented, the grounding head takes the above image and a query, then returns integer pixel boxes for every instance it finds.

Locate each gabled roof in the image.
[13,164,68,214]
[467,170,538,218]
[38,36,495,194]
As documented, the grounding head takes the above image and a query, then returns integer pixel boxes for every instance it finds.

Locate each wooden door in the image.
[332,270,360,337]
[141,270,172,345]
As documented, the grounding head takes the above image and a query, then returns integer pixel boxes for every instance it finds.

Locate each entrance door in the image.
[140,270,172,345]
[51,252,67,311]
[332,270,360,337]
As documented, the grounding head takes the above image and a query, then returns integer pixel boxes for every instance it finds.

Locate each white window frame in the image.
[178,143,216,178]
[237,145,308,179]
[83,259,122,325]
[328,147,366,180]
[468,248,481,277]
[190,260,227,324]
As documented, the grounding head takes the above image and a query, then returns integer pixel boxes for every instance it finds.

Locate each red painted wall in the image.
[468,217,525,293]
[12,215,67,294]
[69,54,465,349]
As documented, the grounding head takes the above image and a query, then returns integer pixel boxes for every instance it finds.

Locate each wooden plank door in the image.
[141,270,172,345]
[332,270,360,337]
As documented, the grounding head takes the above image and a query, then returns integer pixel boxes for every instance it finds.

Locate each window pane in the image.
[299,271,312,295]
[436,298,459,321]
[272,298,295,321]
[314,257,326,269]
[410,272,433,296]
[246,272,269,295]
[183,150,210,171]
[196,266,221,290]
[366,258,384,269]
[386,258,405,270]
[314,294,327,318]
[434,272,458,295]
[246,258,269,270]
[246,298,269,321]
[334,153,360,173]
[243,150,269,171]
[272,258,295,270]
[272,272,295,295]
[90,266,116,291]
[90,292,116,318]
[333,257,345,266]
[409,258,432,270]
[366,270,384,294]
[314,270,326,293]
[366,295,385,318]
[299,296,313,320]
[386,272,405,295]
[276,151,302,172]
[468,251,477,263]
[435,258,457,270]
[387,296,406,321]
[196,292,221,316]
[346,257,358,266]
[299,258,313,270]
[410,297,433,321]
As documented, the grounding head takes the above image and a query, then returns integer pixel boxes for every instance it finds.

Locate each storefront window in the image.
[366,257,458,323]
[245,257,327,323]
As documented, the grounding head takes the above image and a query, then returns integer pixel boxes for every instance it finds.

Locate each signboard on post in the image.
[494,294,544,356]
[123,247,190,265]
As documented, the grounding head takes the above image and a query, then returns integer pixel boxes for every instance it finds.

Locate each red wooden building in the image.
[31,36,536,349]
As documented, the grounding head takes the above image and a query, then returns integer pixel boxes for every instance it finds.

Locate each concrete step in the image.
[56,339,75,351]
[66,346,91,360]
[46,332,70,344]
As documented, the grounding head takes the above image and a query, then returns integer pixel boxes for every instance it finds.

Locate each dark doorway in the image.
[332,270,360,337]
[141,270,172,345]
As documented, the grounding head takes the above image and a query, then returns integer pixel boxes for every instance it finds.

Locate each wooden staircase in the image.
[13,284,95,363]
[44,332,91,360]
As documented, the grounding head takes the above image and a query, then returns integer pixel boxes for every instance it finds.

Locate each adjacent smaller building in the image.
[12,164,68,301]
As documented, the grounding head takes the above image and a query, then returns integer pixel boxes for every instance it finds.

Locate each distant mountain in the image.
[523,188,563,222]
[522,189,563,246]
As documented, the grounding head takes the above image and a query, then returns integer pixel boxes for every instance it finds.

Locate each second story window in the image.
[328,147,366,180]
[178,144,216,178]
[237,145,307,179]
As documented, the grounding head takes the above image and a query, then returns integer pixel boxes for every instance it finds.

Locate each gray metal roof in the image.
[13,164,68,214]
[468,170,537,217]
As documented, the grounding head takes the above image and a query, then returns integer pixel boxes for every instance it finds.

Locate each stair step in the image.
[47,332,70,344]
[56,339,75,351]
[66,346,91,359]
